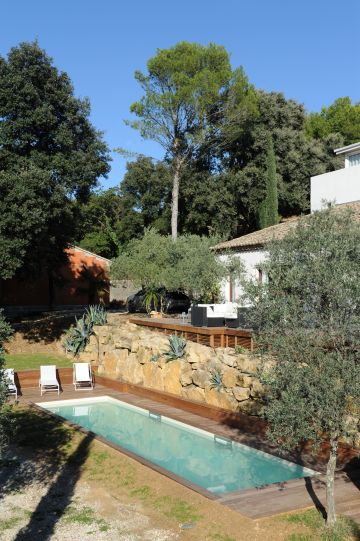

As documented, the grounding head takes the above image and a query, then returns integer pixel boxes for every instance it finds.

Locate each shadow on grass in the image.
[0,406,94,540]
[14,431,94,541]
[0,407,73,496]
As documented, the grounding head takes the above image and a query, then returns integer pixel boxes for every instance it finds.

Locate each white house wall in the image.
[219,249,267,304]
[311,166,360,211]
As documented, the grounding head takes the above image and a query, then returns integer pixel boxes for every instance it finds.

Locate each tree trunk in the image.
[171,158,181,240]
[326,437,338,527]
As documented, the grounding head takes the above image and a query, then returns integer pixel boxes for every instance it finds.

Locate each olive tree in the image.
[0,311,13,452]
[243,208,360,527]
[111,229,238,301]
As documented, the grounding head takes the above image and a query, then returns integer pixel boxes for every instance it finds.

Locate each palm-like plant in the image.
[76,264,109,305]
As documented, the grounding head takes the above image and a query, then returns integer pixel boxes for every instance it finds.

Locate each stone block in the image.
[181,385,206,403]
[179,364,193,386]
[191,368,210,389]
[222,367,239,388]
[162,360,182,395]
[204,387,238,411]
[232,386,251,402]
[236,355,260,374]
[237,374,253,387]
[143,363,164,391]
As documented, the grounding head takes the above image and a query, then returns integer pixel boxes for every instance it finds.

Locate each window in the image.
[348,153,360,167]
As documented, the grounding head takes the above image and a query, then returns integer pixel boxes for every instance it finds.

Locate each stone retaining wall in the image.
[79,319,266,415]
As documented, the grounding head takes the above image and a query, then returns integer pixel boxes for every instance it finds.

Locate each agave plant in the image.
[85,304,107,326]
[164,334,187,361]
[209,369,224,391]
[63,316,93,357]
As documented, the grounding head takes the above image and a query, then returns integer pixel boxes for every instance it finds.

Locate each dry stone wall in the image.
[79,318,265,415]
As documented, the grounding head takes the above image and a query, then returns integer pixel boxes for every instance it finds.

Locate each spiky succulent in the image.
[164,334,187,361]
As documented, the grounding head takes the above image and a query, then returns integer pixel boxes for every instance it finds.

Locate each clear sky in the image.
[2,0,360,188]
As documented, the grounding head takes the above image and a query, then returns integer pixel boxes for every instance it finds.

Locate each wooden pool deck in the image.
[18,383,360,523]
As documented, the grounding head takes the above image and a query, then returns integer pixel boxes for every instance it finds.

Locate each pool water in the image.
[39,396,314,495]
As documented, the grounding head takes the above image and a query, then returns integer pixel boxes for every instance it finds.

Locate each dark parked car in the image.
[126,289,191,314]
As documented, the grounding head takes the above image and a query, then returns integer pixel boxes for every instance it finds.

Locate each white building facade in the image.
[216,141,360,303]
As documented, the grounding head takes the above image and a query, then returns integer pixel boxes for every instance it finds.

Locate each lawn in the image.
[0,404,358,541]
[5,353,72,371]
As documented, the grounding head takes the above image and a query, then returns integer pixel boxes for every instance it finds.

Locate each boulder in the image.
[191,368,211,389]
[103,349,128,375]
[136,346,152,364]
[113,334,133,350]
[236,355,260,374]
[181,385,206,403]
[162,360,183,395]
[143,363,164,391]
[187,342,213,363]
[179,364,193,386]
[204,387,238,411]
[232,386,251,402]
[222,367,239,388]
[121,356,144,385]
[237,374,253,388]
[216,351,237,367]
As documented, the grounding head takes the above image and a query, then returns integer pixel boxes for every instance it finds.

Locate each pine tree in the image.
[258,136,279,229]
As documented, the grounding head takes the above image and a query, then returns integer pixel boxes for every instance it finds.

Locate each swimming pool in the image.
[38,396,315,495]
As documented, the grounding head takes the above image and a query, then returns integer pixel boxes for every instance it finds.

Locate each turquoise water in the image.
[40,397,314,495]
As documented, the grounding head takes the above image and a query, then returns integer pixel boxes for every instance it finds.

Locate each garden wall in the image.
[79,317,266,415]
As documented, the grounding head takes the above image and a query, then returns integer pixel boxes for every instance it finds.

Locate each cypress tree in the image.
[258,136,279,229]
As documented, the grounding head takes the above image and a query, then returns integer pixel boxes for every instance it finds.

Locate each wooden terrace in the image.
[129,317,253,349]
[15,368,360,524]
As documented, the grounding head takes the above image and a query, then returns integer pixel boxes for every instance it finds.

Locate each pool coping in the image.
[32,394,320,503]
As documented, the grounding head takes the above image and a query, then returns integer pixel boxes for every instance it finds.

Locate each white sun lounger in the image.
[73,363,94,391]
[39,365,60,396]
[4,368,18,400]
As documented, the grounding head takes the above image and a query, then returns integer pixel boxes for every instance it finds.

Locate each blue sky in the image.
[2,0,360,188]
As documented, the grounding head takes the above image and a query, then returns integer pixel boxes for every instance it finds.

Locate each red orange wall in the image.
[1,246,110,309]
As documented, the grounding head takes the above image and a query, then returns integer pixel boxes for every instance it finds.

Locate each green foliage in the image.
[0,310,14,452]
[164,335,187,361]
[63,304,106,356]
[78,188,124,258]
[209,369,224,391]
[234,345,247,354]
[0,42,110,280]
[244,207,360,524]
[63,316,93,357]
[84,304,107,326]
[144,287,163,314]
[111,229,235,300]
[307,97,360,146]
[127,41,257,237]
[258,136,279,229]
[284,509,360,541]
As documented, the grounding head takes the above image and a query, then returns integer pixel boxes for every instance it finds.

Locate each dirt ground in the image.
[0,405,350,541]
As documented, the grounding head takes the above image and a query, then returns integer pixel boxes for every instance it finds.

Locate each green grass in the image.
[5,353,72,371]
[284,509,360,541]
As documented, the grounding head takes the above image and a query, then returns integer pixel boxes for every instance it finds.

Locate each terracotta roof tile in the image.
[213,201,360,251]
